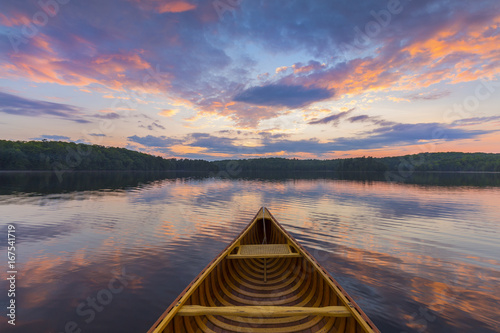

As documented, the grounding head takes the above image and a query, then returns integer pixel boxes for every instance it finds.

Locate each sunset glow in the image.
[1,0,499,159]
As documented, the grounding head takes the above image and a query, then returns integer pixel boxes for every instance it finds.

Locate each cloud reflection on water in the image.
[0,173,499,332]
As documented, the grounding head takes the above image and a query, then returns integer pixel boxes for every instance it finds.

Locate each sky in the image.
[0,0,499,160]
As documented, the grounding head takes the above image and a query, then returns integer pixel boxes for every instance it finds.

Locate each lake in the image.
[0,171,499,332]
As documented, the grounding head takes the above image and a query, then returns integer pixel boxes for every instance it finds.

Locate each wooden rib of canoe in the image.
[148,207,380,333]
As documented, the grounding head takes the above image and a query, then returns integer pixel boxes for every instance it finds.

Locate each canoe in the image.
[148,207,380,333]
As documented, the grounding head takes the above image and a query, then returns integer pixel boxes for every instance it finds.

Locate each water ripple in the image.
[1,175,499,332]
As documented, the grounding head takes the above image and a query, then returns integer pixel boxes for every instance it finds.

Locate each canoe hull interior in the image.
[149,208,379,333]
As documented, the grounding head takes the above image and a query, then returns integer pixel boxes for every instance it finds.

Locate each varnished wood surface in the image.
[148,207,380,333]
[177,305,352,317]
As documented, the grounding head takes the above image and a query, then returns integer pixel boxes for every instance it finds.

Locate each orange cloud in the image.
[169,145,205,155]
[275,66,289,74]
[92,53,150,74]
[158,109,178,117]
[157,1,196,13]
[306,14,500,102]
[98,108,116,113]
[402,17,500,84]
[292,62,326,74]
[1,33,172,96]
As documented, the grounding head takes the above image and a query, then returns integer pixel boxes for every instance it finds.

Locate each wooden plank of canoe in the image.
[227,244,302,259]
[177,305,352,317]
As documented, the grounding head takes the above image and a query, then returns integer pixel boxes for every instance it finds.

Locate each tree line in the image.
[1,140,499,172]
[0,140,215,171]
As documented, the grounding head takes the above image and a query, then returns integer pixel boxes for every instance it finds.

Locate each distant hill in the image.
[0,140,499,173]
[213,153,500,173]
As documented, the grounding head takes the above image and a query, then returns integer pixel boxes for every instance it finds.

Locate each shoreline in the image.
[1,170,499,174]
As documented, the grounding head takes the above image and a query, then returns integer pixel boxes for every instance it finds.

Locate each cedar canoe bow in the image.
[148,207,380,333]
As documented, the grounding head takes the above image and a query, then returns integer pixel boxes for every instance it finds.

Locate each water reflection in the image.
[0,170,210,196]
[1,170,499,197]
[0,172,499,332]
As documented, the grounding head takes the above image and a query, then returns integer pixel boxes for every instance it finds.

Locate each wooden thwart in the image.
[227,244,302,259]
[177,305,352,317]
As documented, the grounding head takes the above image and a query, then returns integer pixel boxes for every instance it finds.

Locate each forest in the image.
[1,140,499,172]
[0,140,215,171]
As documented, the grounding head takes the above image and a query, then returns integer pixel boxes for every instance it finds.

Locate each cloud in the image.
[483,25,500,38]
[275,66,289,74]
[246,1,500,105]
[30,135,71,141]
[233,84,334,108]
[0,91,90,123]
[1,0,499,128]
[157,1,196,13]
[260,123,493,153]
[140,120,166,131]
[451,116,500,126]
[87,133,106,137]
[189,133,239,154]
[347,114,396,127]
[122,116,497,158]
[150,121,166,130]
[347,115,371,123]
[158,109,178,117]
[292,61,326,74]
[258,138,332,154]
[222,123,494,156]
[91,112,120,119]
[406,91,452,101]
[258,132,291,140]
[127,135,182,147]
[308,108,355,125]
[327,123,495,151]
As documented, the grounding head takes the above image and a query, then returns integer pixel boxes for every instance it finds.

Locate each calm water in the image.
[0,171,499,333]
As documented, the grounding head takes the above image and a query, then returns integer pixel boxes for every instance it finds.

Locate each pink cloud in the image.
[0,11,29,27]
[1,32,170,94]
[157,1,196,13]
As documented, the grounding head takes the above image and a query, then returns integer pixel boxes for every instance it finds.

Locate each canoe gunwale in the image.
[147,208,265,333]
[147,207,380,333]
[264,208,380,333]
